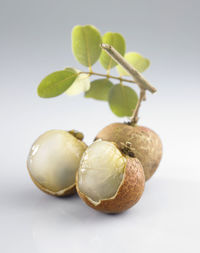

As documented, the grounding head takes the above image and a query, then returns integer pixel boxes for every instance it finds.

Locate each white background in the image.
[1,0,200,252]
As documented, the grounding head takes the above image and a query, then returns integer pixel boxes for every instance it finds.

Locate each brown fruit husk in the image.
[76,157,145,213]
[95,123,162,181]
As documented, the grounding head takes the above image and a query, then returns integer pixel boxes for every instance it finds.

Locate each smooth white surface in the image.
[1,177,200,253]
[1,0,200,252]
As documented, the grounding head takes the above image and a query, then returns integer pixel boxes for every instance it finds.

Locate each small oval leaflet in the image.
[72,25,102,67]
[100,32,126,70]
[85,79,113,101]
[37,68,78,98]
[108,84,138,117]
[116,52,150,76]
[65,69,90,96]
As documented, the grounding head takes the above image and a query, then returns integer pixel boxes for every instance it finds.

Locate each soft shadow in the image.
[29,178,200,253]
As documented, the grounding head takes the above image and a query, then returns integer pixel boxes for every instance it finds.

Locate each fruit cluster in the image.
[28,24,162,213]
[27,123,162,213]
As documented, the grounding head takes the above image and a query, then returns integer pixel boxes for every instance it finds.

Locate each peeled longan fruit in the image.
[76,140,145,213]
[27,129,87,196]
[95,123,162,181]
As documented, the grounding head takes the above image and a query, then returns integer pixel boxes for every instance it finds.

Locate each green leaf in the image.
[37,68,78,98]
[72,25,102,67]
[99,32,126,70]
[65,69,90,96]
[108,84,138,117]
[116,52,150,76]
[85,78,113,101]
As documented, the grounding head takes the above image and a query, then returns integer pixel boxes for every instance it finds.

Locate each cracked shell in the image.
[76,140,145,213]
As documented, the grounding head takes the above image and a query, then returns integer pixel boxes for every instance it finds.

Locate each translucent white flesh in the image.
[27,130,87,192]
[78,141,126,203]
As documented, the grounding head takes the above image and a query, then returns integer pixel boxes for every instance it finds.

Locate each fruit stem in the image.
[130,89,146,125]
[101,43,157,124]
[100,43,157,94]
[79,71,136,84]
[68,130,84,141]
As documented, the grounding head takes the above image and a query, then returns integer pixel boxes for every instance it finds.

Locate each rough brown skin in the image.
[28,167,76,197]
[76,157,145,213]
[95,123,162,181]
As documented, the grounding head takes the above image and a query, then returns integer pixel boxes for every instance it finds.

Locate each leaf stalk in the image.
[79,71,136,84]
